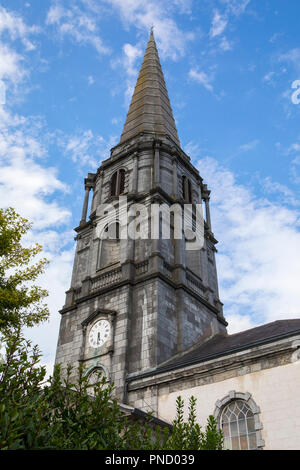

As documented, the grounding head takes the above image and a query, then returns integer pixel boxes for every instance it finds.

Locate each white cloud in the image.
[269,32,282,43]
[0,6,39,88]
[225,139,259,162]
[100,0,194,60]
[238,139,259,151]
[198,157,300,334]
[0,5,39,51]
[0,6,76,369]
[209,1,250,51]
[111,117,121,125]
[189,68,214,93]
[283,139,300,185]
[278,48,300,73]
[210,10,228,38]
[110,41,144,106]
[0,108,74,365]
[0,44,25,83]
[0,110,71,229]
[172,0,192,15]
[225,313,256,334]
[184,141,203,158]
[122,43,143,77]
[263,71,275,84]
[288,143,300,154]
[57,129,118,168]
[219,36,232,51]
[24,245,75,368]
[261,176,299,207]
[46,3,109,55]
[221,0,251,17]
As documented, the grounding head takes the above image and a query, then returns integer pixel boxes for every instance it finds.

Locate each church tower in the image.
[55,31,227,406]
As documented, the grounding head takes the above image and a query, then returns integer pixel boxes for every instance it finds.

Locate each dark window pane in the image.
[119,169,125,194]
[111,172,117,196]
[182,176,186,200]
[188,179,192,203]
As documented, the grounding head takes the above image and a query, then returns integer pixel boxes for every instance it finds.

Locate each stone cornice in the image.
[59,269,225,321]
[126,333,300,393]
[99,135,201,181]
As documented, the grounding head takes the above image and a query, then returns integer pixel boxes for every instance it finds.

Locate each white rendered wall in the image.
[158,361,300,450]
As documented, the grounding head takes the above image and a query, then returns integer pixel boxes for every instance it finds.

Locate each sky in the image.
[1,0,300,373]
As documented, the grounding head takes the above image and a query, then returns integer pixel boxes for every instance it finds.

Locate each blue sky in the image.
[1,0,300,371]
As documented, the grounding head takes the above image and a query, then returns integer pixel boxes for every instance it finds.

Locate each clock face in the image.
[88,320,110,348]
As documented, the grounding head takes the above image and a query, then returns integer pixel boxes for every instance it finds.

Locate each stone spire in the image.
[119,30,180,146]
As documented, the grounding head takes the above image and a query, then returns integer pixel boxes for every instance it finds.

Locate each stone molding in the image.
[81,308,116,329]
[126,335,300,394]
[214,390,265,449]
[84,361,111,382]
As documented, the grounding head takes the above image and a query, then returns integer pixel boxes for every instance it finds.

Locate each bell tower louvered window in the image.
[111,169,126,196]
[182,175,192,203]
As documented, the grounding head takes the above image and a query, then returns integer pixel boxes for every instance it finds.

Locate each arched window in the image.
[111,169,126,196]
[87,367,106,386]
[86,366,108,395]
[182,175,192,203]
[214,391,264,450]
[104,221,120,240]
[221,400,257,450]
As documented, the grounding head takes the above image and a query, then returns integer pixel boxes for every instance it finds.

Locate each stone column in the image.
[122,206,135,280]
[153,141,160,187]
[131,151,138,192]
[97,171,103,206]
[81,186,90,224]
[197,179,202,204]
[204,196,211,231]
[174,236,186,283]
[172,156,178,198]
[125,210,135,261]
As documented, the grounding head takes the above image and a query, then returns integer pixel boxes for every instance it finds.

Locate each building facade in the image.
[55,31,300,450]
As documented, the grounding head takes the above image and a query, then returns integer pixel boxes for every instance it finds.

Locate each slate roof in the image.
[154,319,300,374]
[119,30,180,146]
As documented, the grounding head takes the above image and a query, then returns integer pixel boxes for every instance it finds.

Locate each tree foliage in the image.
[0,332,223,450]
[0,207,49,331]
[164,396,223,450]
[0,207,223,450]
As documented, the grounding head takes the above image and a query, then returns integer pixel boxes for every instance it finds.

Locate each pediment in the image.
[81,308,116,328]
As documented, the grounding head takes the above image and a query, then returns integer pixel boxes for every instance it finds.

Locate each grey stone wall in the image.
[55,131,226,405]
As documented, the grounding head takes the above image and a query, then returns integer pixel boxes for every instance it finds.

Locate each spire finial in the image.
[150,24,154,34]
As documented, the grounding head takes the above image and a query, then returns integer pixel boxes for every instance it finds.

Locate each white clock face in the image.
[89,320,110,348]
